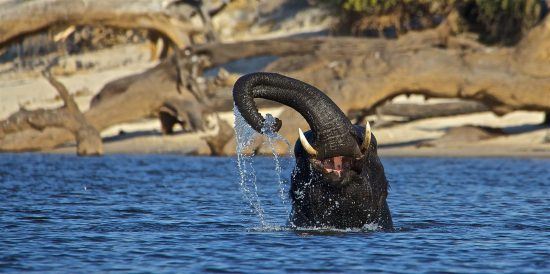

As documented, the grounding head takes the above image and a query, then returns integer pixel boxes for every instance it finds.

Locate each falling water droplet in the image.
[233,108,294,228]
[233,106,266,227]
[261,114,293,217]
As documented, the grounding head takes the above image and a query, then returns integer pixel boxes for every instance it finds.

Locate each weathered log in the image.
[146,0,230,60]
[159,99,207,134]
[87,38,322,124]
[375,101,489,121]
[0,0,215,48]
[196,17,549,116]
[203,119,234,156]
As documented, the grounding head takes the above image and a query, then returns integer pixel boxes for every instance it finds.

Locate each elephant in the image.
[233,72,393,230]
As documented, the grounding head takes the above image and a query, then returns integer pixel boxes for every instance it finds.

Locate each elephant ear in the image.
[232,72,361,159]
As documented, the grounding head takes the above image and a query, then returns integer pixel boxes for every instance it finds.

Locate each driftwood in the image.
[1,15,549,153]
[159,99,206,134]
[418,126,507,148]
[264,16,550,145]
[203,119,234,156]
[0,54,237,152]
[0,72,102,155]
[0,0,222,49]
[375,101,489,121]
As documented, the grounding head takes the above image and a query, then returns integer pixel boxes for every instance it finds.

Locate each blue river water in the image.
[0,154,548,273]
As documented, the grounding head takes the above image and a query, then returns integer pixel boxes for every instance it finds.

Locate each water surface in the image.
[1,154,548,273]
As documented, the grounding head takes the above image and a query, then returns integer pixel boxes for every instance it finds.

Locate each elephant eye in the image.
[323,158,334,169]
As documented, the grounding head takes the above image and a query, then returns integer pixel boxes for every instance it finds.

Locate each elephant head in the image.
[233,72,392,230]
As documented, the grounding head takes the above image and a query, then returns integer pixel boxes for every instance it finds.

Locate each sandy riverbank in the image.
[48,111,549,158]
[1,43,548,158]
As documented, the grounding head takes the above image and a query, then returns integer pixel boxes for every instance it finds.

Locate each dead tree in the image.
[0,72,102,155]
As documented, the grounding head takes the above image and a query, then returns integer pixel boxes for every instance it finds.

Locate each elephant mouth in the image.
[310,156,363,180]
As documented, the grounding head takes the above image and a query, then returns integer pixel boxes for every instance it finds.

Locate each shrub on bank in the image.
[319,0,544,45]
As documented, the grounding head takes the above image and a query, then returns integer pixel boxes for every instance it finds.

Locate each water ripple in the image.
[0,154,548,273]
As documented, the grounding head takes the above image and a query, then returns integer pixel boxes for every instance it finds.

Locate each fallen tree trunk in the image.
[375,101,489,121]
[0,0,210,48]
[1,15,549,153]
[264,16,550,145]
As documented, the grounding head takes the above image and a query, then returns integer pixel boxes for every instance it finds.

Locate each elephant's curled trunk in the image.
[232,72,361,159]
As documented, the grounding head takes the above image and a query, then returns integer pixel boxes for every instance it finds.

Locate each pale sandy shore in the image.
[1,44,549,158]
[50,140,550,158]
[379,146,550,158]
[48,108,550,158]
[46,115,549,158]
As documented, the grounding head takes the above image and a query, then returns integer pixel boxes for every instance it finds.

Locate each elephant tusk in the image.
[362,121,372,151]
[299,128,318,156]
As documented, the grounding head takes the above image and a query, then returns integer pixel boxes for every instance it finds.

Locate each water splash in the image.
[261,114,294,217]
[247,224,380,233]
[234,108,293,228]
[234,107,266,227]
